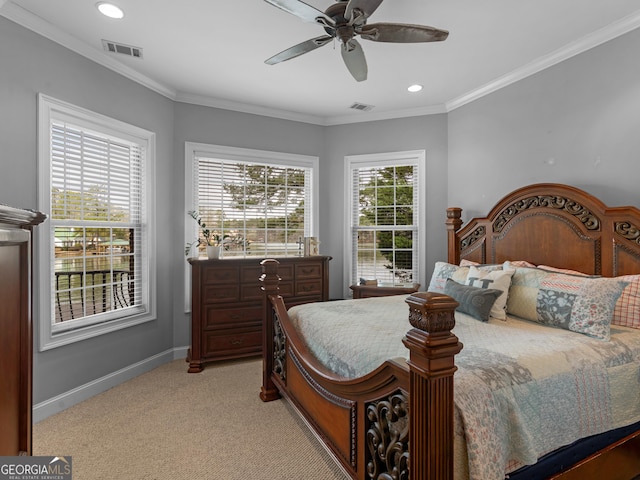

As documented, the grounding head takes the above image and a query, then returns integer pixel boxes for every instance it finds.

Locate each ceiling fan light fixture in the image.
[408,84,423,93]
[96,2,124,19]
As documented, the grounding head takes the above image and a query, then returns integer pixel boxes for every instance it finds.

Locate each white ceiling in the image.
[3,0,640,125]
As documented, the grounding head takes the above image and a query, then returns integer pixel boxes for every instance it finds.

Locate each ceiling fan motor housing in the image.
[323,2,356,42]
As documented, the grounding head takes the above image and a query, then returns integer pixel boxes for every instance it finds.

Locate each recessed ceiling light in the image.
[97,2,124,19]
[408,84,423,93]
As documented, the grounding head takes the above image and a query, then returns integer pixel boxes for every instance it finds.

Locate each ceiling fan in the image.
[263,0,448,82]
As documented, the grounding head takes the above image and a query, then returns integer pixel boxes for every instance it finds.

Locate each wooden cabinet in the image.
[349,283,420,299]
[187,256,330,372]
[0,206,45,456]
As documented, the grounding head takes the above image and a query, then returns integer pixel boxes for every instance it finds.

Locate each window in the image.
[37,94,155,350]
[345,150,425,296]
[185,143,318,257]
[184,143,318,307]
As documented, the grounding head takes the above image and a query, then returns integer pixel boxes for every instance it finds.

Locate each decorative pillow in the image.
[509,260,537,268]
[429,261,501,294]
[612,274,640,329]
[506,265,628,340]
[459,259,479,267]
[534,268,639,329]
[444,279,502,322]
[464,266,515,320]
[537,265,595,277]
[459,259,502,269]
[459,259,533,268]
[428,262,471,293]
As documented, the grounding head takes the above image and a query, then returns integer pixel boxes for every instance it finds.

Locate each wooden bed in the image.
[259,183,640,480]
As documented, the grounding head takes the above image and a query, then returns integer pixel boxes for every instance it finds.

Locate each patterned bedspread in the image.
[287,295,640,480]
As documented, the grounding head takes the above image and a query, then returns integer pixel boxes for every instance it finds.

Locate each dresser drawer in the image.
[240,283,263,301]
[203,266,239,284]
[295,279,323,296]
[204,305,262,328]
[278,264,294,280]
[240,265,263,283]
[203,285,239,303]
[295,263,323,279]
[203,328,262,358]
[271,281,294,298]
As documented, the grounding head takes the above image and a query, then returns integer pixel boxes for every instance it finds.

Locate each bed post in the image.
[446,207,463,265]
[403,292,462,480]
[260,259,281,402]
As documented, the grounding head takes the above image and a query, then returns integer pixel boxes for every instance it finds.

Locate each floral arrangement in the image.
[185,210,228,256]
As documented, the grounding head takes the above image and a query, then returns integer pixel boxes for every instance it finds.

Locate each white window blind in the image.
[192,156,312,257]
[50,122,144,326]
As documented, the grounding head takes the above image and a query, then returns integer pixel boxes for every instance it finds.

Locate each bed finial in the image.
[446,207,463,265]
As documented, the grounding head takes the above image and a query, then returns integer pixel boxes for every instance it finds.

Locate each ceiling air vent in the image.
[102,40,143,59]
[349,102,374,112]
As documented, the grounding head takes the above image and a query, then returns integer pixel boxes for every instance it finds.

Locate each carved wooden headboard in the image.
[446,183,640,277]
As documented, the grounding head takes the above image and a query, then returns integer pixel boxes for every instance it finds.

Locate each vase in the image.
[206,245,221,259]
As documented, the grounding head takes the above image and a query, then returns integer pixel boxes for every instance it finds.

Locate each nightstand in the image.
[349,283,420,299]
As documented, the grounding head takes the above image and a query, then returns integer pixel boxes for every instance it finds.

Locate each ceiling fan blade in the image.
[345,0,383,22]
[341,39,367,82]
[263,0,334,25]
[360,23,449,43]
[265,35,333,65]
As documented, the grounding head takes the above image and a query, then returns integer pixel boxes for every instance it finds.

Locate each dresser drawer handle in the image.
[301,268,315,274]
[230,339,243,345]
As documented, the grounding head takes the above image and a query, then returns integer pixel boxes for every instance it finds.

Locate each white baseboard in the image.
[33,346,189,423]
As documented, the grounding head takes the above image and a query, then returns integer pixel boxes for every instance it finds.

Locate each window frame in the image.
[344,150,426,298]
[184,142,319,311]
[37,94,156,351]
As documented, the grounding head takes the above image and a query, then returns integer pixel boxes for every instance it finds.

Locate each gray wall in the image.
[324,115,449,297]
[448,28,640,222]
[1,17,176,405]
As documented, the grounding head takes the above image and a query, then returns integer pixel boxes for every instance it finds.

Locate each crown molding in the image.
[175,92,447,126]
[323,103,447,126]
[0,1,176,100]
[174,91,326,126]
[446,10,640,112]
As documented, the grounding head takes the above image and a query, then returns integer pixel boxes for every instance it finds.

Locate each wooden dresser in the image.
[0,206,45,456]
[187,256,330,372]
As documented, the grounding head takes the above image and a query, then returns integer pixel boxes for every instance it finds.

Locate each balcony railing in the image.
[55,270,133,322]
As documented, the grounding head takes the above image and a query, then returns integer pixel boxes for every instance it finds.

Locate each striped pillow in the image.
[613,275,640,329]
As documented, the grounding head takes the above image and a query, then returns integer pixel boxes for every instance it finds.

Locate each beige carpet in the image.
[33,358,350,480]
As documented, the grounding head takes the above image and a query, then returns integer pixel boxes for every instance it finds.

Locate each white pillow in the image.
[465,266,515,320]
[428,262,470,293]
[428,261,503,294]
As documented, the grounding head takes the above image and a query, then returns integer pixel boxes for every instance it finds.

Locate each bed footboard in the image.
[260,259,462,479]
